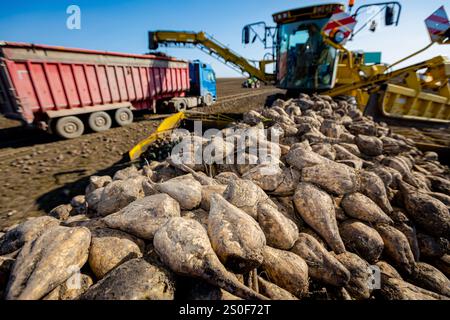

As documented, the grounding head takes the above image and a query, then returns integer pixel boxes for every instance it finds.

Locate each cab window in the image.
[204,70,215,82]
[278,18,338,91]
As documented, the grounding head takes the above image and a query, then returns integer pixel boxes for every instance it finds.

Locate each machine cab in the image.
[189,60,217,105]
[273,3,344,93]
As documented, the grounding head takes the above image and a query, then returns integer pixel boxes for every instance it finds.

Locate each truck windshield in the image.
[277,18,338,91]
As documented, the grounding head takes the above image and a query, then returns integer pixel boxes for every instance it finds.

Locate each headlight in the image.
[333,30,346,44]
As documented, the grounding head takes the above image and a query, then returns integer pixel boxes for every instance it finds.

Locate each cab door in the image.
[200,64,217,101]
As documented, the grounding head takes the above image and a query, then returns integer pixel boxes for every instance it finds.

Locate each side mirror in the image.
[385,5,395,26]
[243,26,250,44]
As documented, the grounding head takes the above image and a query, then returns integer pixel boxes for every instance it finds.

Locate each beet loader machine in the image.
[132,1,450,160]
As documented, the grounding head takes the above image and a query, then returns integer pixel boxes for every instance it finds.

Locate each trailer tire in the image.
[88,111,112,132]
[174,101,187,112]
[55,116,85,139]
[115,108,133,126]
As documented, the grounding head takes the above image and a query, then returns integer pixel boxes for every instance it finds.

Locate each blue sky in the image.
[0,0,449,77]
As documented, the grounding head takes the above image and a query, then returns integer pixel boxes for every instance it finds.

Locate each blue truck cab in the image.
[189,60,217,106]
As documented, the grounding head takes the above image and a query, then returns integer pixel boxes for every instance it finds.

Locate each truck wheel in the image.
[204,94,214,106]
[88,111,112,132]
[55,116,85,139]
[115,108,133,126]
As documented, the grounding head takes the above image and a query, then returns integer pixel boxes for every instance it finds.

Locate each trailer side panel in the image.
[0,42,190,124]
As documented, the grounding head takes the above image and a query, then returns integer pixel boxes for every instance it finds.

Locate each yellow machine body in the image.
[129,112,186,161]
[129,112,239,160]
[325,52,450,123]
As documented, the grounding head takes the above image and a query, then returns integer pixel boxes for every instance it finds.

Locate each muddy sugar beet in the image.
[1,94,449,300]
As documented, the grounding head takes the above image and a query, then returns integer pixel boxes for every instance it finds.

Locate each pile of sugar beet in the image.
[1,94,450,301]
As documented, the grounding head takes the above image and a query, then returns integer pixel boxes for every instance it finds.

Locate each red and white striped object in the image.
[322,8,357,44]
[425,6,450,43]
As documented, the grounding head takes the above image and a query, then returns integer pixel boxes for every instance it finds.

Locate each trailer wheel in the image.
[55,116,85,139]
[174,101,187,112]
[115,108,133,126]
[88,111,112,132]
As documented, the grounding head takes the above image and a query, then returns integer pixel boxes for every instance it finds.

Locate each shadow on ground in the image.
[36,154,135,213]
[0,125,58,149]
[0,110,164,150]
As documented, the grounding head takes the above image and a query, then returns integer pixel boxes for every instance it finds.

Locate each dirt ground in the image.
[216,77,268,97]
[0,78,280,229]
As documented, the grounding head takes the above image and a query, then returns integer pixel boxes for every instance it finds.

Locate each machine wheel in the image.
[88,111,112,132]
[114,108,134,126]
[55,116,85,139]
[204,94,214,106]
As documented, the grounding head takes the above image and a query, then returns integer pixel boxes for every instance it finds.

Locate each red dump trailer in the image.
[0,41,190,138]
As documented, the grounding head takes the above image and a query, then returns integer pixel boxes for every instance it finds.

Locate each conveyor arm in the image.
[149,30,275,83]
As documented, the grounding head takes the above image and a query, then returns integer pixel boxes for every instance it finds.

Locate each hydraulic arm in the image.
[148,30,275,83]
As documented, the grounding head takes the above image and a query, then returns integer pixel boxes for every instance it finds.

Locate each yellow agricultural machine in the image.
[148,2,450,125]
[131,1,450,160]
